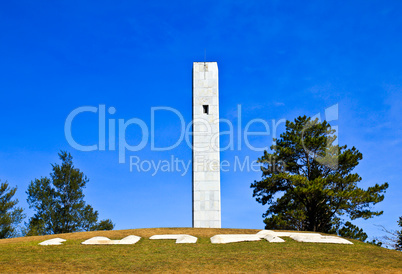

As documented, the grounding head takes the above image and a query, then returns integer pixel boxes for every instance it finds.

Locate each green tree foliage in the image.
[328,218,368,241]
[397,217,402,251]
[26,151,114,235]
[368,239,383,247]
[0,180,24,238]
[336,221,368,242]
[91,219,114,231]
[251,116,389,234]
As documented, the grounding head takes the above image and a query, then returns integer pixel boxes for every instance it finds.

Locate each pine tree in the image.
[26,151,114,235]
[251,116,388,234]
[396,217,402,251]
[0,180,24,238]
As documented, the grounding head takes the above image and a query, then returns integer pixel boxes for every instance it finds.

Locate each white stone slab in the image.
[256,230,276,238]
[290,235,353,244]
[149,234,197,243]
[115,235,141,245]
[82,236,112,245]
[264,235,286,243]
[81,235,141,245]
[210,234,261,244]
[176,235,198,244]
[256,230,321,238]
[256,230,352,244]
[273,232,323,237]
[39,238,66,246]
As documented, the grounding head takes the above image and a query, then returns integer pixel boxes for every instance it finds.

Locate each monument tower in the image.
[192,62,221,228]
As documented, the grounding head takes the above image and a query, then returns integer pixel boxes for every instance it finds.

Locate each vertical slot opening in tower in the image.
[203,105,209,114]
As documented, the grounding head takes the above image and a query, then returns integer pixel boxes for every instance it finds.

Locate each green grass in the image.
[0,228,401,273]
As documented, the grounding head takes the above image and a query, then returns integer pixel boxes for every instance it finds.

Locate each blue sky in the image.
[0,1,401,240]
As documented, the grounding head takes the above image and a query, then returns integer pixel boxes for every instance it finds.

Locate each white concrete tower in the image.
[192,62,221,228]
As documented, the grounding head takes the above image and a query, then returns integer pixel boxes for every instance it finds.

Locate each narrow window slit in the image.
[203,105,209,114]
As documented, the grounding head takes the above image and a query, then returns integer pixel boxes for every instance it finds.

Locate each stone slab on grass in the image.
[176,235,198,244]
[264,235,286,243]
[257,230,321,238]
[290,235,353,244]
[81,235,141,245]
[39,238,66,246]
[150,234,197,243]
[211,234,261,244]
[256,230,353,244]
[274,232,322,237]
[82,236,112,245]
[115,235,141,245]
[256,230,276,238]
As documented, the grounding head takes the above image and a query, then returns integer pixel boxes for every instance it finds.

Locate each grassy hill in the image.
[1,228,401,272]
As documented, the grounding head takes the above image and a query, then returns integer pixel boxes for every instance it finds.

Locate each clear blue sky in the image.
[0,1,401,240]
